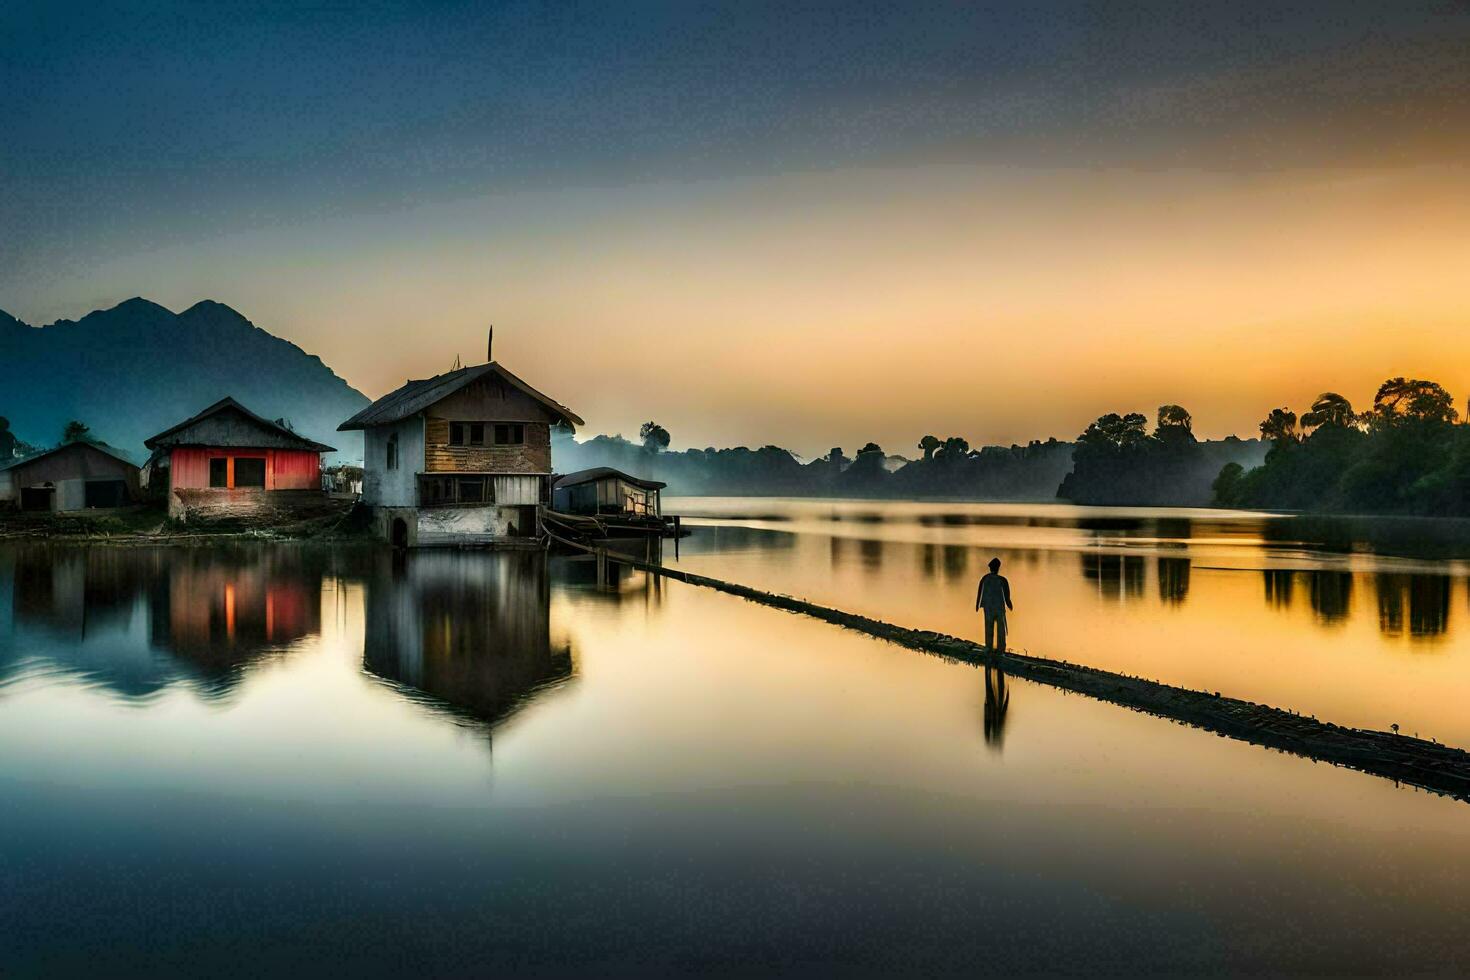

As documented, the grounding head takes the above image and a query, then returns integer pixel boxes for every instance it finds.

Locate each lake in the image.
[2,504,1469,976]
[669,498,1470,746]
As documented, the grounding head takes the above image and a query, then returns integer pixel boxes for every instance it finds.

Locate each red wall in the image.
[169,448,322,491]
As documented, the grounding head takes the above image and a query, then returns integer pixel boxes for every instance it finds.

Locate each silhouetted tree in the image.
[1259,408,1298,446]
[1154,404,1196,445]
[639,421,671,452]
[1369,378,1458,429]
[938,436,970,460]
[1078,412,1148,451]
[0,416,14,459]
[1157,404,1193,432]
[918,434,941,461]
[62,420,91,444]
[1300,392,1358,432]
[1220,376,1470,515]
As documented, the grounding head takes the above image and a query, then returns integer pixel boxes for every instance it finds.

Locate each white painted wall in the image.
[362,416,424,507]
[0,470,14,504]
[494,475,543,505]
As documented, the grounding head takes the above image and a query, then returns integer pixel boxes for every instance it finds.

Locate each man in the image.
[975,557,1014,652]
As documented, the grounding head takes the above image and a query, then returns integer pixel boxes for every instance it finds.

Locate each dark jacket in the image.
[976,572,1013,613]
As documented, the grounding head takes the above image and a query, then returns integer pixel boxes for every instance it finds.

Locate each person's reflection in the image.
[982,665,1010,750]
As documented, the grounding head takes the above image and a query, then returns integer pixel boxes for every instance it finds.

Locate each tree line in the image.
[1213,378,1470,515]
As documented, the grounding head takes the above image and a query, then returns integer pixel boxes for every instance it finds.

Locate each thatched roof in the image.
[338,362,583,431]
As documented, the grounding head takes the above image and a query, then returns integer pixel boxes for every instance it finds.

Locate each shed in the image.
[552,467,665,518]
[145,397,334,519]
[0,442,141,512]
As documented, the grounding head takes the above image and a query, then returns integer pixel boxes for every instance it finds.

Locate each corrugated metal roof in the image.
[554,466,666,491]
[143,396,335,452]
[0,440,140,473]
[338,362,584,431]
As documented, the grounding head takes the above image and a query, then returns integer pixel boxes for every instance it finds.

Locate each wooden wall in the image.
[423,417,551,474]
[169,448,322,490]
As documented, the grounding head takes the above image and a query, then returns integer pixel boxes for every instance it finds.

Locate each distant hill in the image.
[0,298,368,462]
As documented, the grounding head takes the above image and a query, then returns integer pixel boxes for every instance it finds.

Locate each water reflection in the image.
[151,550,322,697]
[1263,569,1295,609]
[1307,571,1354,625]
[1080,552,1146,600]
[1,545,330,701]
[363,552,573,730]
[982,665,1010,750]
[1156,557,1191,605]
[1375,573,1452,640]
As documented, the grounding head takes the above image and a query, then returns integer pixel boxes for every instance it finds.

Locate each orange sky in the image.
[31,161,1469,457]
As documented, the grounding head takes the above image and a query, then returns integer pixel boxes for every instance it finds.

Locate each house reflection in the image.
[2,544,325,700]
[1374,573,1451,640]
[151,550,320,673]
[363,551,573,730]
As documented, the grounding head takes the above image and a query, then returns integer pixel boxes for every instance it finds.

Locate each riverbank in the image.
[0,499,368,543]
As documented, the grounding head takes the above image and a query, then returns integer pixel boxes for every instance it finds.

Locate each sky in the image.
[3,0,1469,457]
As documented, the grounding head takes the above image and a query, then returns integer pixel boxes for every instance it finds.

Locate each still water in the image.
[669,499,1470,746]
[2,533,1468,976]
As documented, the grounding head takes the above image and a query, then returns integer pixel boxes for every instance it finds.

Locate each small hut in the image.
[0,442,140,512]
[144,397,334,519]
[552,467,665,518]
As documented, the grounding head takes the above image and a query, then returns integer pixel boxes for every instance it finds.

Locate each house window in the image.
[457,477,487,503]
[234,457,266,488]
[386,434,398,471]
[449,422,486,446]
[209,458,228,488]
[493,423,525,445]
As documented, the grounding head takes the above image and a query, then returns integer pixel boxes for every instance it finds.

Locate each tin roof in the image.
[0,440,140,473]
[554,466,666,492]
[338,362,584,431]
[143,396,335,452]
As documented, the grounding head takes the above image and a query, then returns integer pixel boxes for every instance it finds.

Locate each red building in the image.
[144,397,334,519]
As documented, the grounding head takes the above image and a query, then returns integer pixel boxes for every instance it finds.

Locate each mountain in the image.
[0,298,369,462]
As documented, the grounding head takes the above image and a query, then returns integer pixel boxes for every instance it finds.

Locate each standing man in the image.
[975,557,1014,652]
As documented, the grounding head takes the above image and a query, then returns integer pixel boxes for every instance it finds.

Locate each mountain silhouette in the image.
[0,298,368,461]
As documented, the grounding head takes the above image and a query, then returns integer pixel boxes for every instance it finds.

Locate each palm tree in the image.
[1300,392,1358,431]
